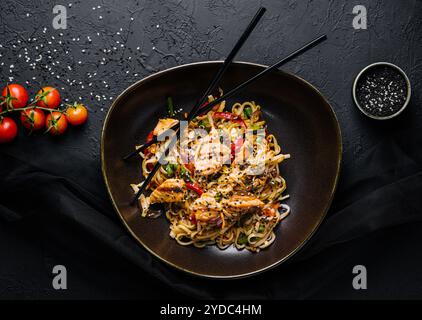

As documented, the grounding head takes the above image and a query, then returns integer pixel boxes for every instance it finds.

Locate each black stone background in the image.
[0,0,421,299]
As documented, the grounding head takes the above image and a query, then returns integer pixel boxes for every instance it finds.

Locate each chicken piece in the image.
[194,129,231,176]
[190,193,222,222]
[239,174,268,192]
[150,179,186,204]
[222,195,264,216]
[153,118,179,136]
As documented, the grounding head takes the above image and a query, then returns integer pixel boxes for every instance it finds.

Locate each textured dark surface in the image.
[0,0,421,299]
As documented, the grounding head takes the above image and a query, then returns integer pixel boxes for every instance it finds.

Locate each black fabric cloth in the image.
[0,0,422,299]
[1,122,422,299]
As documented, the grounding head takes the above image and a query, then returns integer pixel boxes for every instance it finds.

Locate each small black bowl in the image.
[352,62,411,120]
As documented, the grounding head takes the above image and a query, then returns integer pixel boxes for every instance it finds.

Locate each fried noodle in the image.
[131,95,291,252]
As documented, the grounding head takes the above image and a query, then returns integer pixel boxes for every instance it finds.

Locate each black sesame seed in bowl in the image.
[352,62,411,120]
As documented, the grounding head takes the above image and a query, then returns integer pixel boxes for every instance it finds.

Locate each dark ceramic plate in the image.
[101,61,342,279]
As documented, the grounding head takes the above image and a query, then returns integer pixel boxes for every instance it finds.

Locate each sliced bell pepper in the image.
[231,137,244,161]
[146,130,154,143]
[143,130,155,156]
[213,112,247,129]
[186,182,204,196]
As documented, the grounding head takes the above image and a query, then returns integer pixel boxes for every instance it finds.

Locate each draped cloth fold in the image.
[1,124,422,299]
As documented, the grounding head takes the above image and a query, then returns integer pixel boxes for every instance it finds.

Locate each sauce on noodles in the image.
[131,94,290,252]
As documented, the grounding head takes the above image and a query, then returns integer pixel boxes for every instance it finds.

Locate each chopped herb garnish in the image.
[258,224,265,233]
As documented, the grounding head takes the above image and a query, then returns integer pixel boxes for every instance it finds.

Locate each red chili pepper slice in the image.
[146,130,154,143]
[231,137,244,161]
[186,182,204,196]
[213,112,247,129]
[233,118,247,129]
[213,112,235,120]
[143,130,155,156]
[184,162,195,175]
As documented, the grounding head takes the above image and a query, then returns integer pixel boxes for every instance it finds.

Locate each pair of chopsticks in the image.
[130,7,327,205]
[123,7,266,161]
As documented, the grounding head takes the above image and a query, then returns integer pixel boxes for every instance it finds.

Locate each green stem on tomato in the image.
[0,105,65,117]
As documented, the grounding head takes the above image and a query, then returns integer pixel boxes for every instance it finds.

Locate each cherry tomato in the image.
[36,87,60,109]
[66,103,88,126]
[0,117,18,143]
[45,111,68,136]
[1,84,29,109]
[20,108,46,131]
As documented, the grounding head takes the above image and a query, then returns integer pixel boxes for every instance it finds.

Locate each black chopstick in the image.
[131,34,327,205]
[190,35,327,118]
[123,6,266,161]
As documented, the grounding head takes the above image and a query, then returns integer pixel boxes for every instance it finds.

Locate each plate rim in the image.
[100,60,343,279]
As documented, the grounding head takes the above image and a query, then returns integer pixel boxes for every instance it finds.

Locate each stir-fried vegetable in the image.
[198,118,210,130]
[213,112,247,129]
[164,163,176,177]
[237,233,248,245]
[186,182,204,196]
[180,165,193,182]
[146,130,154,142]
[243,106,252,119]
[231,137,244,160]
[167,96,174,117]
